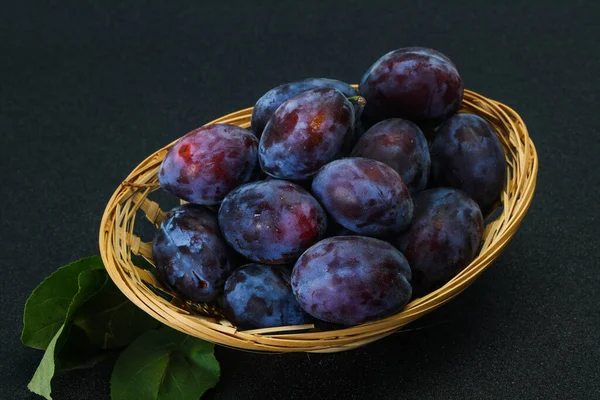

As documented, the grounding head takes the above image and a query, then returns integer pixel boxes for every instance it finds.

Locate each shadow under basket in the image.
[99,89,538,353]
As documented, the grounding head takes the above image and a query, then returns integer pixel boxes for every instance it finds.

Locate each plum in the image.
[152,204,233,302]
[351,118,430,195]
[158,123,258,205]
[291,236,412,325]
[429,113,507,214]
[223,263,310,329]
[391,188,483,296]
[311,157,413,237]
[251,78,362,137]
[218,179,327,264]
[359,47,463,124]
[259,88,355,180]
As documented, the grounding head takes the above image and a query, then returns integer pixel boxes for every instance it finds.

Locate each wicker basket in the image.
[99,89,538,353]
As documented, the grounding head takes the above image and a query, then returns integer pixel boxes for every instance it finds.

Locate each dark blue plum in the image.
[251,78,362,137]
[223,264,310,329]
[259,88,355,180]
[311,157,413,237]
[291,236,412,325]
[359,47,463,124]
[391,188,484,297]
[152,204,233,303]
[430,113,507,214]
[158,123,258,205]
[218,179,327,264]
[351,118,430,195]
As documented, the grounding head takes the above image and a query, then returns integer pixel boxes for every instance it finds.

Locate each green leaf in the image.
[65,268,110,319]
[72,274,160,349]
[26,324,114,400]
[22,256,104,350]
[25,266,112,372]
[26,265,160,399]
[26,269,112,399]
[56,269,116,371]
[27,325,64,400]
[111,327,220,400]
[55,324,113,372]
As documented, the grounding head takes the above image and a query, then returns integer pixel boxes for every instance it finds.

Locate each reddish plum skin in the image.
[291,236,412,325]
[251,78,361,137]
[218,180,327,264]
[359,47,463,124]
[223,264,310,329]
[392,188,483,297]
[259,88,354,180]
[158,123,258,205]
[311,158,413,237]
[430,113,507,214]
[351,118,430,195]
[152,204,233,303]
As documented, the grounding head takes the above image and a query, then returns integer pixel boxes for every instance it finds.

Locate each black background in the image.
[2,1,599,399]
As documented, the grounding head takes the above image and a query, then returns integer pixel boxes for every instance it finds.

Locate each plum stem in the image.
[347,96,367,106]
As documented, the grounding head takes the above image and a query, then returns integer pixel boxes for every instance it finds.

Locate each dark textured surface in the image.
[1,1,599,399]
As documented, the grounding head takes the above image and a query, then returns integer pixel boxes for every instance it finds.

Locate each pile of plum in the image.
[152,47,507,329]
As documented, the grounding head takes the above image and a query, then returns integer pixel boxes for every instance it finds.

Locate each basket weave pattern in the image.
[99,89,538,353]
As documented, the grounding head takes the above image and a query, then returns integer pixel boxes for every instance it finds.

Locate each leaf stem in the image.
[347,96,366,106]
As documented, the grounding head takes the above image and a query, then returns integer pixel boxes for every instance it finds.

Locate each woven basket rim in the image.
[99,88,538,353]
